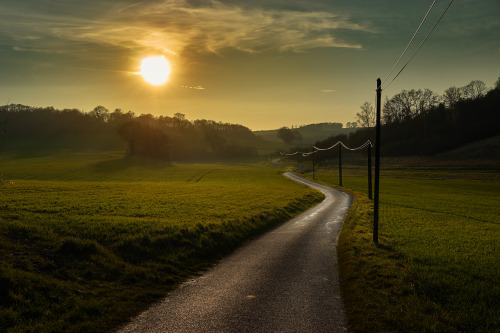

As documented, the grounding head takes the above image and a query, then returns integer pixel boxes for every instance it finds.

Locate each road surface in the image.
[118,172,353,333]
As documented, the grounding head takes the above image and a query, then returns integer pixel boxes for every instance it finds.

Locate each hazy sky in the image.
[1,0,499,130]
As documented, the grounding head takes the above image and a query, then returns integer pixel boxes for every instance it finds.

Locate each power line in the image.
[382,0,438,86]
[280,140,373,156]
[383,0,455,90]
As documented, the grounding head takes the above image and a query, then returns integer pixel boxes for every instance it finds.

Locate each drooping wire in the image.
[381,0,437,87]
[382,0,454,90]
[280,140,373,155]
[340,140,373,151]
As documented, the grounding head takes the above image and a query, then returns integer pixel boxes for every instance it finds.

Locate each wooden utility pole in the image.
[338,144,342,187]
[368,144,372,200]
[374,78,382,243]
[312,151,315,180]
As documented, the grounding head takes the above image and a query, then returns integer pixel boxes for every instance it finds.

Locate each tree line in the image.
[286,77,500,158]
[355,79,495,128]
[0,105,260,161]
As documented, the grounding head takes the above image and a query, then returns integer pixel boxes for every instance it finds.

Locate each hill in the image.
[437,135,500,161]
[254,123,356,144]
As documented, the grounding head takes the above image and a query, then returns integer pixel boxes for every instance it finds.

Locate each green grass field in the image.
[2,146,499,332]
[299,162,500,332]
[0,150,323,332]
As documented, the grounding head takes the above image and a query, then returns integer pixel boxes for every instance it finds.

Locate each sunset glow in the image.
[0,1,498,129]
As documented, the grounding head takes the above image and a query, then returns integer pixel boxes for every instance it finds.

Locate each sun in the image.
[138,56,171,85]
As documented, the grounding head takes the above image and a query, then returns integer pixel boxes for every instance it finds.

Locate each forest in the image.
[305,78,500,158]
[0,105,260,161]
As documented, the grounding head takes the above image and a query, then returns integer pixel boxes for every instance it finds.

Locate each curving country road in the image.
[118,172,353,333]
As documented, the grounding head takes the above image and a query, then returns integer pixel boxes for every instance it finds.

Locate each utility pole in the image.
[312,151,315,180]
[368,144,372,200]
[338,144,342,187]
[374,78,382,244]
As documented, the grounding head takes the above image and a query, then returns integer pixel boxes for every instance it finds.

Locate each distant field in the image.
[0,150,323,332]
[298,163,500,332]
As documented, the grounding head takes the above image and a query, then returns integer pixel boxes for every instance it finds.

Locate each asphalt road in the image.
[118,172,353,333]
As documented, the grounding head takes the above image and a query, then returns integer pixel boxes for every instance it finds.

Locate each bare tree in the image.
[420,88,441,114]
[382,88,439,124]
[356,102,375,127]
[464,80,487,99]
[443,86,463,107]
[445,80,486,106]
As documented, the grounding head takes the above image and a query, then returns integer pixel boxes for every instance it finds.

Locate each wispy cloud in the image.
[181,85,207,91]
[0,0,371,57]
[321,89,336,93]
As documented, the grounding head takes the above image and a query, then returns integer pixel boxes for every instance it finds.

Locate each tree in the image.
[0,109,7,154]
[173,113,189,128]
[117,120,169,159]
[108,109,135,127]
[277,127,301,145]
[346,122,358,128]
[420,88,441,114]
[495,76,500,90]
[464,80,486,100]
[356,102,375,127]
[443,86,463,107]
[444,81,486,106]
[89,105,110,122]
[382,88,440,124]
[174,113,185,121]
[203,128,227,153]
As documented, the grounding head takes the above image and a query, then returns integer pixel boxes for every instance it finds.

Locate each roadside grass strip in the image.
[0,152,323,332]
[300,168,500,332]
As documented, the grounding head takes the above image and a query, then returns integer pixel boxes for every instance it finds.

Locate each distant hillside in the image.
[254,123,356,144]
[437,135,500,161]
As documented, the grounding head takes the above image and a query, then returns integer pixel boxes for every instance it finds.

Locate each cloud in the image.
[181,85,207,91]
[321,89,336,93]
[0,0,371,57]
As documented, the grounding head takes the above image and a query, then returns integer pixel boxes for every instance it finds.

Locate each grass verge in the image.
[298,165,499,332]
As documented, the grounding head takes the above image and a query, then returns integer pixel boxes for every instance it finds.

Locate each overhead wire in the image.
[280,140,373,156]
[381,0,438,87]
[382,0,455,90]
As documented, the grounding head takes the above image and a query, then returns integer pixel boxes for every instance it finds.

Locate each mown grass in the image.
[299,164,499,332]
[0,151,323,332]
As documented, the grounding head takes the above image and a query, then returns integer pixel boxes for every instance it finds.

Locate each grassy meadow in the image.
[0,149,323,332]
[298,160,499,332]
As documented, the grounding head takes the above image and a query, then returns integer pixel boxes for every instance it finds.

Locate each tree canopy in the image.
[277,127,302,145]
[0,106,260,161]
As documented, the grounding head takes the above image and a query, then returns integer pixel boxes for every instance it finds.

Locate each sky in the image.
[0,0,499,130]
